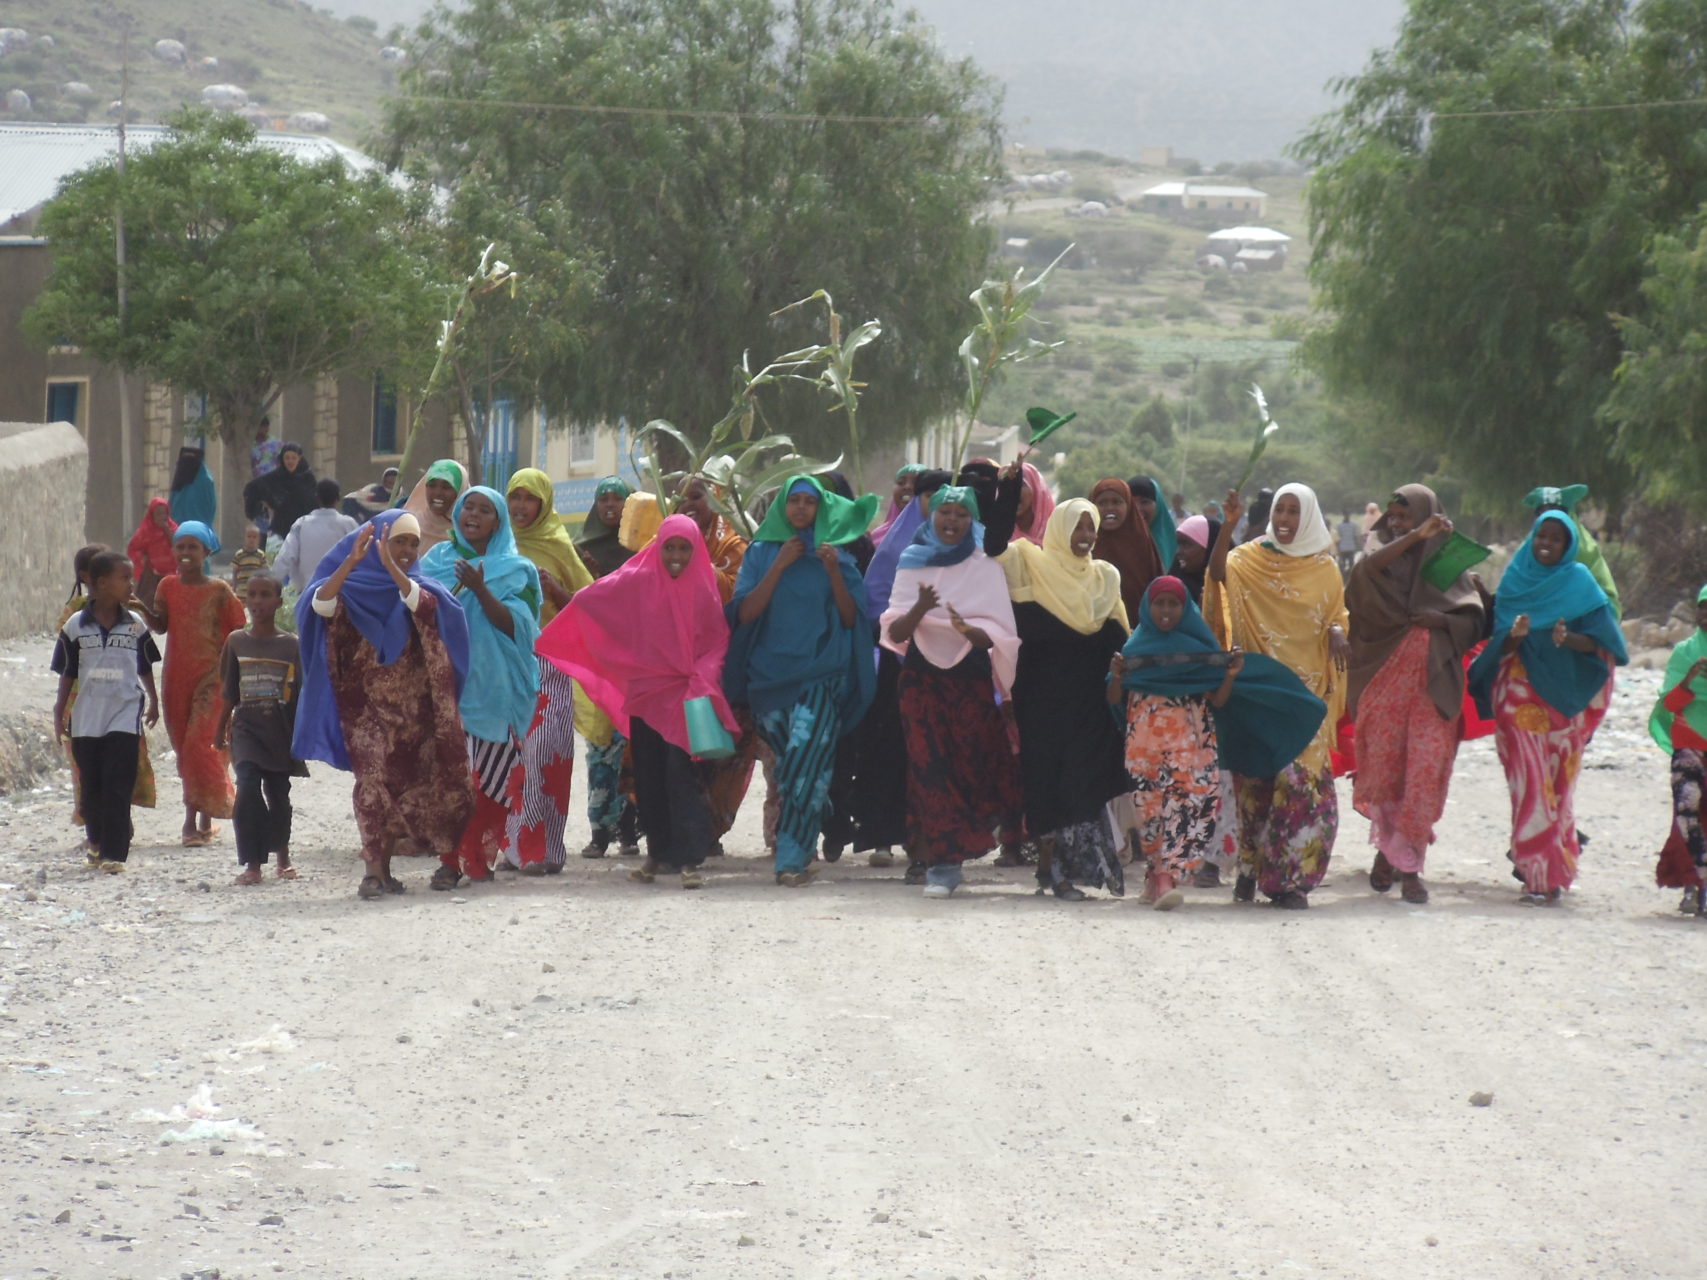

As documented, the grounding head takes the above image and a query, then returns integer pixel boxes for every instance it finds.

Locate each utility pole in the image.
[115,16,135,534]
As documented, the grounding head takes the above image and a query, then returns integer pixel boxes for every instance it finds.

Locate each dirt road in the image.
[2,633,1702,1279]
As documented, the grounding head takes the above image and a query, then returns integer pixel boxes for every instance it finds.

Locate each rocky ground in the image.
[1,626,1704,1280]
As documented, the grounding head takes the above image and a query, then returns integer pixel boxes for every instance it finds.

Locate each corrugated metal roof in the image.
[1141,181,1268,199]
[1208,225,1291,242]
[0,122,388,228]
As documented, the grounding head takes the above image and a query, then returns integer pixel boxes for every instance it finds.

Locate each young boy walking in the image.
[215,572,306,884]
[51,551,160,872]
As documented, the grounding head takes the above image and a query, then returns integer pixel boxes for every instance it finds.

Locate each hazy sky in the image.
[323,0,1407,161]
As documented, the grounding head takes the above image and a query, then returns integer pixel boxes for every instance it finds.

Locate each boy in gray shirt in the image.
[51,551,160,871]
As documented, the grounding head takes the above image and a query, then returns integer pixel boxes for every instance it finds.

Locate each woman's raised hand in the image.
[347,526,375,565]
[916,583,941,613]
[1222,488,1244,526]
[1415,514,1452,540]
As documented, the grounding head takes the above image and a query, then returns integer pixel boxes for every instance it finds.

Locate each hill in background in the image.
[0,0,397,142]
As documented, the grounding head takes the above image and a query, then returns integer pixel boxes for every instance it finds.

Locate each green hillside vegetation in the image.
[982,150,1399,516]
[0,0,394,141]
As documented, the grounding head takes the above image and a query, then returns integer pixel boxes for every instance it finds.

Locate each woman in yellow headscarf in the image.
[997,497,1132,901]
[1206,482,1348,909]
[502,468,595,873]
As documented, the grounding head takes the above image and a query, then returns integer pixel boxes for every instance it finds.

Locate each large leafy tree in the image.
[1293,0,1707,518]
[379,0,1005,483]
[26,108,439,536]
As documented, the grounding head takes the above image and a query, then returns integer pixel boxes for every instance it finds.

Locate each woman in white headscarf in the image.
[1205,482,1348,909]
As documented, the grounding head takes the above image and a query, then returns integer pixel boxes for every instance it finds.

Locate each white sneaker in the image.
[922,882,954,898]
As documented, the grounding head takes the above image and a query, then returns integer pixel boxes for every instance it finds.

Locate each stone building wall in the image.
[0,421,88,638]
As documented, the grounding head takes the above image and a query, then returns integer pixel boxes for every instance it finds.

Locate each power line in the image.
[390,90,1707,130]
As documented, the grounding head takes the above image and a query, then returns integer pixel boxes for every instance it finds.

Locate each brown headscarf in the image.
[1345,483,1485,719]
[1088,477,1165,625]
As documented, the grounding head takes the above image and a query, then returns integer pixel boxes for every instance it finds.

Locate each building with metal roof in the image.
[0,121,389,233]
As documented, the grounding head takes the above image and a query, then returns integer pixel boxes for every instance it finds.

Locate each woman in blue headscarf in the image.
[880,486,1022,896]
[1468,511,1627,904]
[296,510,475,899]
[169,445,218,527]
[420,486,542,889]
[725,476,876,886]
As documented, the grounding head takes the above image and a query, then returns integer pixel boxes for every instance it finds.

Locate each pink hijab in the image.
[1016,462,1055,544]
[537,514,736,756]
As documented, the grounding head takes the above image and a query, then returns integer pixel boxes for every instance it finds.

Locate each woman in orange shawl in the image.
[1207,482,1348,909]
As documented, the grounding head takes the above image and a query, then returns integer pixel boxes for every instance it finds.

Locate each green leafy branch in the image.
[954,243,1073,464]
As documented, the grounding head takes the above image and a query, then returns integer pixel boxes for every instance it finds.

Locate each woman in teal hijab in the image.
[169,445,218,527]
[725,476,877,885]
[1467,511,1626,903]
[420,484,542,888]
[1127,475,1177,573]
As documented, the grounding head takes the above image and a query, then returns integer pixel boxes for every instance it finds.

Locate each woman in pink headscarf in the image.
[538,514,738,890]
[1013,462,1056,545]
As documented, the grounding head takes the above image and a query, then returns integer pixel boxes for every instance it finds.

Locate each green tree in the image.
[1294,0,1669,514]
[26,109,437,539]
[379,0,1004,488]
[417,171,594,486]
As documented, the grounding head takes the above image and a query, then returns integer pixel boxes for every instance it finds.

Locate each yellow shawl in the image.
[999,499,1129,635]
[506,468,593,625]
[1205,540,1348,773]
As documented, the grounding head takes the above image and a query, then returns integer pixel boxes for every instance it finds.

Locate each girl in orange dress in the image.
[137,520,247,845]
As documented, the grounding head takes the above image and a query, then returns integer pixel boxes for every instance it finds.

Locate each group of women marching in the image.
[276,448,1675,912]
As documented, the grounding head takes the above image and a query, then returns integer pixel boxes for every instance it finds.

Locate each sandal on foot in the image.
[275,865,300,881]
[520,862,548,877]
[357,875,386,900]
[1274,890,1310,910]
[383,876,407,895]
[866,849,895,868]
[1193,863,1222,889]
[580,841,609,859]
[429,865,463,892]
[993,846,1026,867]
[1400,875,1429,904]
[775,871,811,888]
[1369,851,1396,893]
[903,861,926,885]
[182,831,212,848]
[1052,882,1087,902]
[233,867,263,886]
[1233,874,1257,903]
[681,868,704,890]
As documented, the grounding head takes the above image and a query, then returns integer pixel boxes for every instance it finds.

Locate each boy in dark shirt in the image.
[215,573,306,884]
[51,551,160,872]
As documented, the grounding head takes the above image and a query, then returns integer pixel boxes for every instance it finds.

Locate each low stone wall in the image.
[0,421,88,640]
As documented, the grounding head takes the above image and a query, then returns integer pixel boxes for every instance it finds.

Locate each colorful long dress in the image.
[157,574,246,818]
[1125,694,1220,879]
[1490,652,1612,893]
[502,469,594,871]
[420,486,542,879]
[1205,485,1348,900]
[1467,510,1626,897]
[1648,596,1707,903]
[1346,484,1484,879]
[324,592,475,860]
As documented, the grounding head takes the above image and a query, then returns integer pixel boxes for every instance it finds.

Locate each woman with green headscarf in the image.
[1650,584,1707,916]
[725,476,878,886]
[402,459,470,555]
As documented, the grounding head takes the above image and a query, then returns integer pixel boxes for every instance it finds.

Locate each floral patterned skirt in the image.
[1234,761,1338,897]
[1124,693,1220,878]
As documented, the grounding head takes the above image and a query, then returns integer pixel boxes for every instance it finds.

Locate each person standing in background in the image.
[274,479,358,588]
